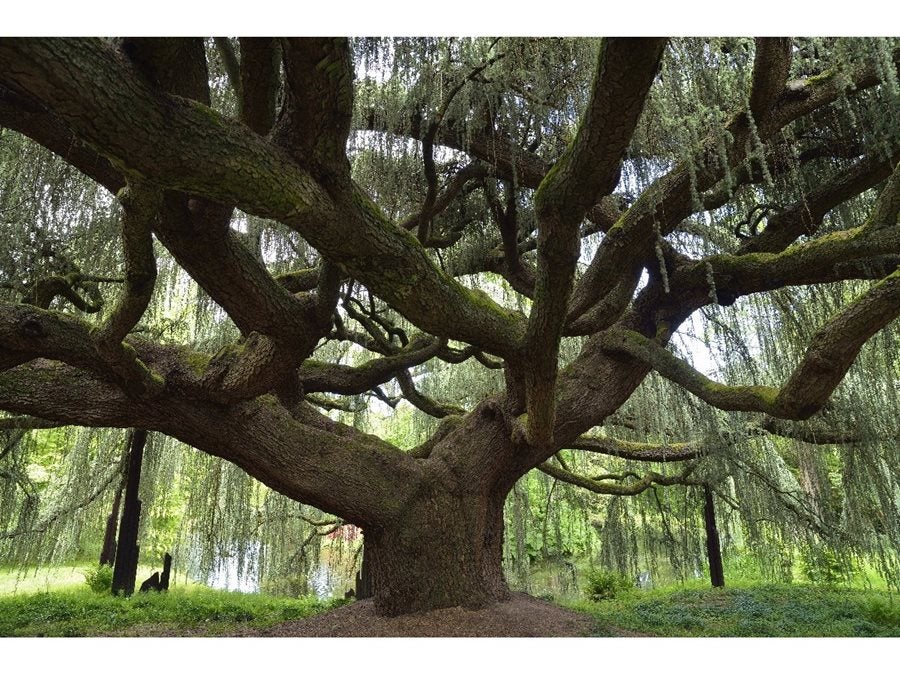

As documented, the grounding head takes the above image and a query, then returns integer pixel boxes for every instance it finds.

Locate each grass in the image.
[0,585,339,636]
[569,582,900,637]
[3,564,899,637]
[0,565,338,637]
[0,565,91,594]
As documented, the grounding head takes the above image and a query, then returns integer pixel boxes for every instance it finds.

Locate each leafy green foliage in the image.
[800,547,850,585]
[82,564,113,593]
[585,568,634,601]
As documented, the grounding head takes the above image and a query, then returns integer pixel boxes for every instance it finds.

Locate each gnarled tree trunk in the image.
[367,486,510,616]
[361,400,521,615]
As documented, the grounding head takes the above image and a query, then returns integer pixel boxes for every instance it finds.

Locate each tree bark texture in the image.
[703,486,725,588]
[367,487,510,616]
[99,481,123,567]
[111,429,147,596]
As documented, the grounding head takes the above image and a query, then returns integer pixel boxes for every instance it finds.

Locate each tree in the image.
[0,37,899,615]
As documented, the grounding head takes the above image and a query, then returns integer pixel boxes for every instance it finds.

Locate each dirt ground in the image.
[235,592,596,637]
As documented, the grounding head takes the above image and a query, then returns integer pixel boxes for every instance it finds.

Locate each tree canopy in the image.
[1,37,899,614]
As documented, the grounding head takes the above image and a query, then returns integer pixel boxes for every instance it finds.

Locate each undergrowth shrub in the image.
[83,564,113,594]
[586,568,633,601]
[862,597,900,627]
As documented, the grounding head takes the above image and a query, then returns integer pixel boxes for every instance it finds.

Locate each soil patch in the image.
[237,593,595,637]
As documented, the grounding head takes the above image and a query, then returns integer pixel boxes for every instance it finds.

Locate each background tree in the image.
[0,37,899,615]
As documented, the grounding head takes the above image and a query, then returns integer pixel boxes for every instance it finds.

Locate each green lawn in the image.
[3,565,899,637]
[0,565,336,636]
[570,583,900,637]
[0,585,337,636]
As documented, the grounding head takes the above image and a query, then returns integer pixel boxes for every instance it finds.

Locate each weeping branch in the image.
[770,46,900,130]
[603,268,900,420]
[739,153,900,255]
[0,461,122,540]
[568,45,900,328]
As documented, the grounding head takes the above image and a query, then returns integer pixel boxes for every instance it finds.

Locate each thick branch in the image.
[151,198,328,397]
[749,38,793,128]
[120,38,210,103]
[755,416,874,445]
[396,370,466,419]
[275,38,353,169]
[691,219,900,309]
[238,38,280,135]
[0,359,426,527]
[95,184,160,347]
[297,335,445,396]
[534,38,667,226]
[523,38,665,446]
[602,270,900,420]
[538,460,698,496]
[0,303,163,398]
[776,267,900,418]
[0,87,123,192]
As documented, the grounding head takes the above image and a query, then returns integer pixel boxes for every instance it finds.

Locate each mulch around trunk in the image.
[236,593,595,637]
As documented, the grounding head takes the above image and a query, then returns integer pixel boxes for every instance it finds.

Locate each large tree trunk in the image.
[364,401,520,616]
[367,487,510,616]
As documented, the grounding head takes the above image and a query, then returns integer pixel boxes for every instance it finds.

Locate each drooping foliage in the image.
[0,37,899,600]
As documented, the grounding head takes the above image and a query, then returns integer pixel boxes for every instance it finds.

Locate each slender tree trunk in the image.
[160,552,172,591]
[703,485,725,588]
[99,480,124,566]
[112,429,147,596]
